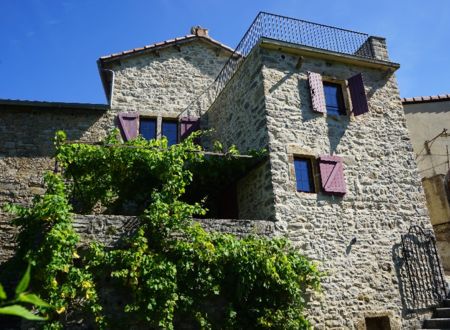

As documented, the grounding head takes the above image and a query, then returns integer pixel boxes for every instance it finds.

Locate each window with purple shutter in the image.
[118,112,139,141]
[348,73,369,116]
[307,71,326,113]
[323,82,346,115]
[294,158,315,193]
[319,155,346,195]
[179,116,200,140]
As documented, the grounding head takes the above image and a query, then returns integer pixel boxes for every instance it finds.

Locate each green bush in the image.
[5,131,322,329]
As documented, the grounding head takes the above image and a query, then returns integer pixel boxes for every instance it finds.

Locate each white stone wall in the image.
[105,40,230,118]
[206,48,276,221]
[260,47,432,328]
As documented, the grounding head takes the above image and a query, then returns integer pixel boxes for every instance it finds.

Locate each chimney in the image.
[191,26,209,37]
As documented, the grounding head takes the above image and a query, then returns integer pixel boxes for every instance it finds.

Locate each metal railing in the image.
[179,12,374,118]
[401,225,448,310]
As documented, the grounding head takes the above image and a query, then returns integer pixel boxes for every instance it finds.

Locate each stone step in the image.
[435,308,450,318]
[423,318,450,329]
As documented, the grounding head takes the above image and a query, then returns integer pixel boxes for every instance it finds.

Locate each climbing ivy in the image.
[5,130,322,329]
[5,173,104,329]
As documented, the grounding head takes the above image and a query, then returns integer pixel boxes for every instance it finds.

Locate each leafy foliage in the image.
[5,173,104,329]
[6,130,322,329]
[0,264,50,321]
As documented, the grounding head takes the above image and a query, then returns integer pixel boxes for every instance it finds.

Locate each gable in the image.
[99,38,231,115]
[98,37,232,107]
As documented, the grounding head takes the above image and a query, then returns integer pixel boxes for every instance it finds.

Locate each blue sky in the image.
[1,0,449,104]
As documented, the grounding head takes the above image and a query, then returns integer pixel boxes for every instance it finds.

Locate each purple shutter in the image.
[319,155,346,194]
[118,112,139,141]
[179,116,200,140]
[307,71,326,113]
[348,73,369,116]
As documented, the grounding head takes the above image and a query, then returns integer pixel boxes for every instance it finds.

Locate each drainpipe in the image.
[97,59,115,107]
[103,69,115,107]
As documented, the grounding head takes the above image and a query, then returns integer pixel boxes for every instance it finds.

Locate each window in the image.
[307,71,369,116]
[289,146,347,195]
[323,82,346,115]
[294,158,315,193]
[118,113,194,145]
[139,118,156,140]
[162,120,178,146]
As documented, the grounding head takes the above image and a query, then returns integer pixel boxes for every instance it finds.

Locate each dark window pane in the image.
[323,82,345,115]
[140,119,156,140]
[162,121,178,146]
[294,158,315,193]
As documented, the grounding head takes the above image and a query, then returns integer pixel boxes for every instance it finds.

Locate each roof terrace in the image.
[179,12,393,118]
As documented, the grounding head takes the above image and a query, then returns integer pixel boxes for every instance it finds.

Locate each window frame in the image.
[323,81,346,116]
[293,157,316,193]
[321,75,351,117]
[161,119,179,146]
[139,117,157,141]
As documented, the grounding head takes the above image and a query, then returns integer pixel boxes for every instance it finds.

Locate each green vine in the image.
[5,130,322,329]
[0,263,50,321]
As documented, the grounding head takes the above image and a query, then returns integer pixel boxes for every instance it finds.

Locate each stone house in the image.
[403,95,450,272]
[0,12,443,329]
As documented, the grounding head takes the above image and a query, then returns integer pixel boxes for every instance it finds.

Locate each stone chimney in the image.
[191,26,209,37]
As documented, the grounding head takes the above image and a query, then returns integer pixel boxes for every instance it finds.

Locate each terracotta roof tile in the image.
[402,94,450,104]
[99,35,234,62]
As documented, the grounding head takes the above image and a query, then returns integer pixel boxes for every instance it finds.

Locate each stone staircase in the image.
[421,299,450,329]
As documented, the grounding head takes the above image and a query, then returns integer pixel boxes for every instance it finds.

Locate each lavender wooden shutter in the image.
[308,71,326,113]
[179,116,200,140]
[118,112,139,141]
[319,155,346,194]
[348,73,369,116]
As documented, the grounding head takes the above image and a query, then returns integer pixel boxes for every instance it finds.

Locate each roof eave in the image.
[259,37,400,72]
[402,94,450,104]
[98,35,234,64]
[0,99,109,111]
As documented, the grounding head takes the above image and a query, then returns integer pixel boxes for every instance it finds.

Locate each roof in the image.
[402,94,450,104]
[98,34,234,63]
[0,98,109,111]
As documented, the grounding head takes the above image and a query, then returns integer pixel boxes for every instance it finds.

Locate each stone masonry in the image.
[0,35,238,273]
[0,16,439,330]
[206,37,434,328]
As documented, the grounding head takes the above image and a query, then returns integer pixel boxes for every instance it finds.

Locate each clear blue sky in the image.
[1,0,449,104]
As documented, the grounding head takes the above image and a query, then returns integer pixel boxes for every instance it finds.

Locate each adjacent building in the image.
[403,95,450,272]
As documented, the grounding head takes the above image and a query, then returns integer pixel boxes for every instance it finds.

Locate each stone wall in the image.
[0,39,233,272]
[0,39,229,206]
[205,48,275,221]
[0,212,16,263]
[0,107,106,206]
[259,44,432,328]
[72,214,275,246]
[104,39,230,118]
